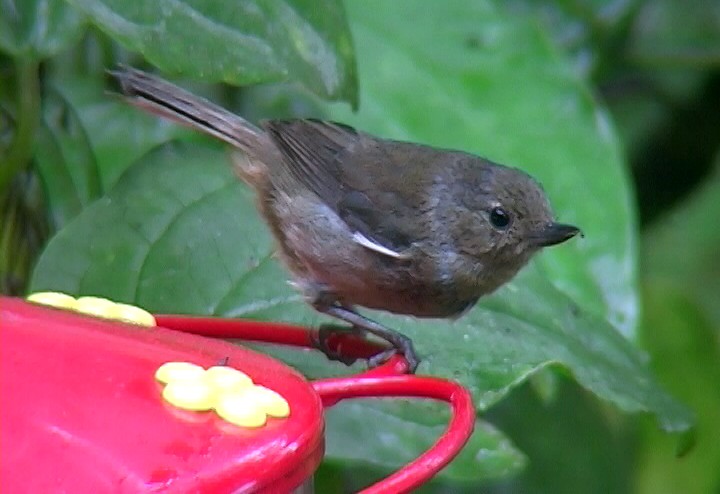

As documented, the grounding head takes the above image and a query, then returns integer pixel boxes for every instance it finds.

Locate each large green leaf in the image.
[66,0,357,105]
[0,0,86,59]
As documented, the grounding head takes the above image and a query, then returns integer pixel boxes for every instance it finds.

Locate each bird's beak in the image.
[531,222,582,247]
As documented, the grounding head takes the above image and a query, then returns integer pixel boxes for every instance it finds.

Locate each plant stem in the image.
[0,60,41,192]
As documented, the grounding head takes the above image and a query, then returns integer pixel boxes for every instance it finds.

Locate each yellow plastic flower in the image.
[26,291,156,327]
[155,362,291,428]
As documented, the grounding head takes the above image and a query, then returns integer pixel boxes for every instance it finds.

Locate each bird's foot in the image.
[310,323,420,373]
[310,324,358,366]
[306,286,421,373]
[366,334,420,373]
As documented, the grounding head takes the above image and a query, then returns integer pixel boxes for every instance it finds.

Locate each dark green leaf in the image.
[0,0,85,59]
[33,123,83,228]
[66,0,357,105]
[33,89,100,228]
[486,377,635,494]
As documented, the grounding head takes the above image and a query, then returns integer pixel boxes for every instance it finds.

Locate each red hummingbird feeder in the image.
[0,295,474,493]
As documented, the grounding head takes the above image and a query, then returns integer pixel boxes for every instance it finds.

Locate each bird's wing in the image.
[263,119,436,255]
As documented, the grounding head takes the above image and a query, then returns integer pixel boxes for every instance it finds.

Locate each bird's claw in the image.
[311,321,420,373]
[310,324,358,366]
[367,337,419,373]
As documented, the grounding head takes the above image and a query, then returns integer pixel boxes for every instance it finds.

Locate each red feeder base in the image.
[0,297,474,493]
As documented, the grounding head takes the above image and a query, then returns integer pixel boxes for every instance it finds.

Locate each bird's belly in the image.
[306,267,458,318]
[272,193,476,318]
[298,244,473,318]
[349,285,475,318]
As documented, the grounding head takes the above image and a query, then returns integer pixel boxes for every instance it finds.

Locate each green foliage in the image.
[635,283,720,494]
[485,378,635,494]
[33,89,99,227]
[643,162,720,324]
[3,0,718,491]
[634,161,720,494]
[66,0,358,104]
[627,0,720,65]
[0,0,86,59]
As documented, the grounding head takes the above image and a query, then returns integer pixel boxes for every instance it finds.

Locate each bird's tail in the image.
[110,66,268,157]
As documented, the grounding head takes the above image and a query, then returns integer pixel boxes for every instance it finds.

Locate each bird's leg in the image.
[321,305,420,373]
[306,287,420,372]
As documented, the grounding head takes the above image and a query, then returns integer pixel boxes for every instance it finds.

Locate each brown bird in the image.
[112,67,580,372]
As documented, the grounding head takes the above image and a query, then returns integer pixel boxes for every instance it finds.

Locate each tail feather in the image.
[110,66,266,156]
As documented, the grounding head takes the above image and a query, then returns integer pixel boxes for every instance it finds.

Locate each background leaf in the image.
[50,75,192,191]
[642,157,720,324]
[33,88,100,228]
[0,0,85,59]
[485,377,635,494]
[65,0,357,105]
[628,0,720,66]
[634,283,720,494]
[632,158,720,494]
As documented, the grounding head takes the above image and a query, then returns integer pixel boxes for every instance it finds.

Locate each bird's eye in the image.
[489,207,511,229]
